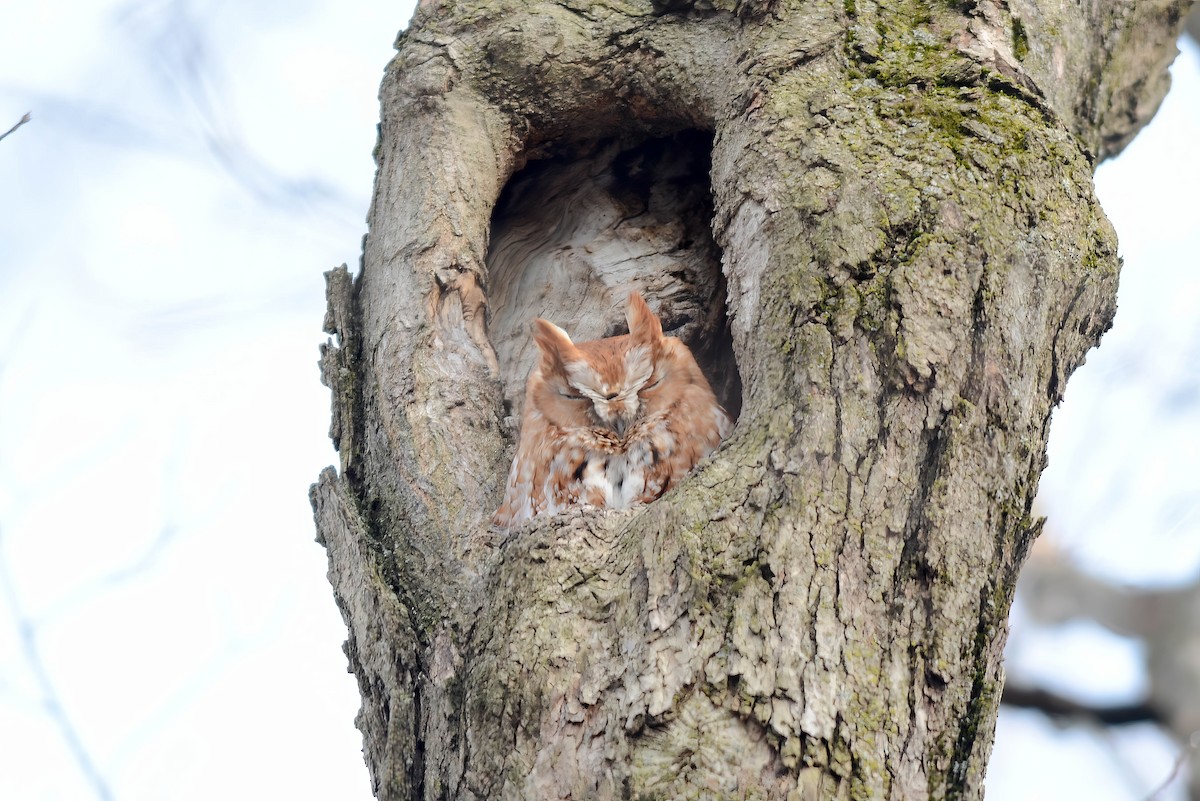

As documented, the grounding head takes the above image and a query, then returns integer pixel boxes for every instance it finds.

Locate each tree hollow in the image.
[487,130,742,425]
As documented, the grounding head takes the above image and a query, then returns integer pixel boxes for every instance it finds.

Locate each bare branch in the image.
[0,112,31,143]
[0,532,114,801]
[1003,686,1196,800]
[36,525,180,627]
[1144,730,1200,801]
[1001,683,1165,726]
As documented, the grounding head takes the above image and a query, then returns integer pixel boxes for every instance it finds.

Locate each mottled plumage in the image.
[494,292,732,528]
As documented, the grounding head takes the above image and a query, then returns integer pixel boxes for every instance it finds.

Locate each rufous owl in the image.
[494,292,732,527]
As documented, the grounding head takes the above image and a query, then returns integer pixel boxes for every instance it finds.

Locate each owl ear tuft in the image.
[532,318,579,373]
[626,292,664,347]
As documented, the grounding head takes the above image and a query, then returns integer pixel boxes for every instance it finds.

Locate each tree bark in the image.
[311,1,1189,799]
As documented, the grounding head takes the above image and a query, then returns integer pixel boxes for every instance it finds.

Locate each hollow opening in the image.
[486,130,742,425]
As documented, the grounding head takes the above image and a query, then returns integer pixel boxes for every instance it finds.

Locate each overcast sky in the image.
[1,3,1197,800]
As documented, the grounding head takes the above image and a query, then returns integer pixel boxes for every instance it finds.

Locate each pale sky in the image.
[0,3,1197,800]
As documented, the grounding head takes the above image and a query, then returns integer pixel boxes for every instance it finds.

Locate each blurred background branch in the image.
[0,111,30,142]
[1,2,1197,800]
[0,531,113,801]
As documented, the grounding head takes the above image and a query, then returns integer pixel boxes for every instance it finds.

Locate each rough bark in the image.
[311,1,1188,799]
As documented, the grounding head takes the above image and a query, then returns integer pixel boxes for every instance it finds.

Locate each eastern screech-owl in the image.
[494,292,732,527]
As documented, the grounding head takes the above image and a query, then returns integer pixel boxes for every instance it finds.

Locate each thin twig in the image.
[0,112,31,142]
[0,532,114,801]
[1144,729,1200,801]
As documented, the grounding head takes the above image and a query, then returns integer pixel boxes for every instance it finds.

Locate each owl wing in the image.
[625,392,732,505]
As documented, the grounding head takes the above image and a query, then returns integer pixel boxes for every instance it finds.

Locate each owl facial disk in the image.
[593,388,639,436]
[564,360,645,436]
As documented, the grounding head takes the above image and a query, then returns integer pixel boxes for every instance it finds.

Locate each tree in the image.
[310,1,1190,798]
[1007,549,1200,800]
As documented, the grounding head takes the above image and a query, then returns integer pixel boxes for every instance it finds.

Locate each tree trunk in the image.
[311,1,1189,798]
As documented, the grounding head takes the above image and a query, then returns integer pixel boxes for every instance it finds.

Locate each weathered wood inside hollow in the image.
[487,131,741,424]
[312,1,1190,799]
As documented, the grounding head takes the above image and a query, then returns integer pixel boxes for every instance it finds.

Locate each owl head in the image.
[527,292,667,436]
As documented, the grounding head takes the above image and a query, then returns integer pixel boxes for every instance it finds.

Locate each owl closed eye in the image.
[493,292,732,528]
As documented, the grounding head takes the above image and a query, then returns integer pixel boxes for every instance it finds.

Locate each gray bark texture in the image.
[310,1,1190,799]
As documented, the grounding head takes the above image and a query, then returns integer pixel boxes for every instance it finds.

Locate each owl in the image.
[493,292,733,528]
